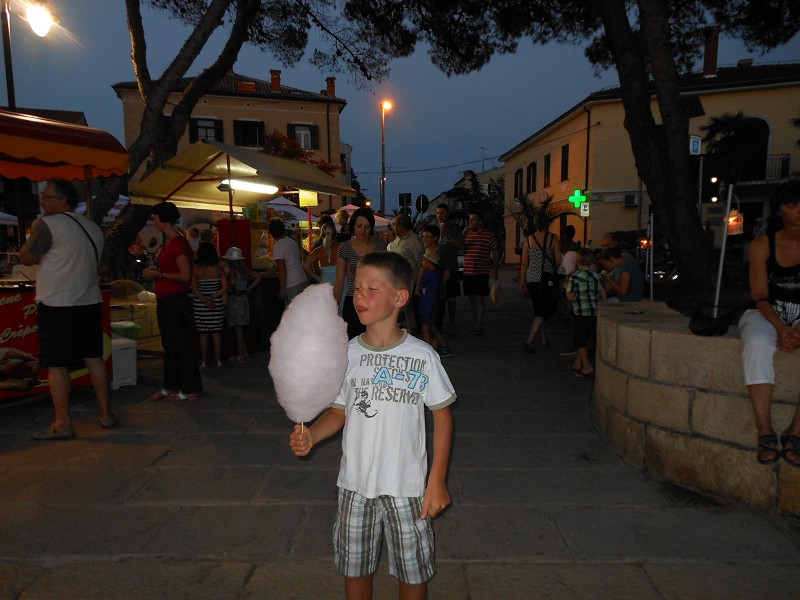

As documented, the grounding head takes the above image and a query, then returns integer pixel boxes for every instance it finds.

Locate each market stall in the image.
[0,110,129,400]
[129,140,356,354]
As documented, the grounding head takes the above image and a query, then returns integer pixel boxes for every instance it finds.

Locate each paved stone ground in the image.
[1,267,799,599]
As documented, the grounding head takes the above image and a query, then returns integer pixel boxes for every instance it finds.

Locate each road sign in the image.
[690,135,702,155]
[399,193,412,207]
[399,206,412,217]
[416,194,429,213]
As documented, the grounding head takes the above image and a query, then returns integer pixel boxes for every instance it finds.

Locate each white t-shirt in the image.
[333,331,456,499]
[272,237,307,288]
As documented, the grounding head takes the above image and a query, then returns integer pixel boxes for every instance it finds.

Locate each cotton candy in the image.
[268,283,349,423]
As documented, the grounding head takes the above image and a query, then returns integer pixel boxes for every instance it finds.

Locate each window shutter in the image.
[287,124,296,140]
[311,125,320,150]
[214,120,224,143]
[189,119,199,143]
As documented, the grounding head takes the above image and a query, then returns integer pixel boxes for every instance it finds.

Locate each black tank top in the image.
[767,231,800,304]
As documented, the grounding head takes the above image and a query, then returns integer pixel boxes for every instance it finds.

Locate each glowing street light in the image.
[2,0,58,110]
[380,99,392,214]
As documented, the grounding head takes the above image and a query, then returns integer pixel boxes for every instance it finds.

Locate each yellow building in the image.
[113,69,349,211]
[500,61,800,262]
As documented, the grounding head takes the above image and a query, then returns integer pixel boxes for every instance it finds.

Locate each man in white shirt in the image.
[20,179,115,440]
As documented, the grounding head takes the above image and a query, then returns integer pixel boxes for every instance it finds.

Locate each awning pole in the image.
[226,154,236,245]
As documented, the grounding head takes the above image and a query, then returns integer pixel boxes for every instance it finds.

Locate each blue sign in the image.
[690,135,702,156]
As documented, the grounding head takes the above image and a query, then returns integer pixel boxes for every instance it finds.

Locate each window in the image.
[561,144,569,181]
[543,154,551,188]
[233,120,265,147]
[526,162,537,194]
[287,124,320,150]
[514,169,523,199]
[189,118,223,143]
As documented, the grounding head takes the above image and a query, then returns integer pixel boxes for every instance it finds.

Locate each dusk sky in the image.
[3,1,799,213]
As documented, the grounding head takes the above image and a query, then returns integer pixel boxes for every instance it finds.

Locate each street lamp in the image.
[2,0,57,110]
[380,99,392,214]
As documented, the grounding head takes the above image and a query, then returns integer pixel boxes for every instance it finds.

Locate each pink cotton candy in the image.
[268,283,349,423]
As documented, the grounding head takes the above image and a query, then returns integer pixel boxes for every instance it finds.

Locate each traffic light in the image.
[399,193,412,208]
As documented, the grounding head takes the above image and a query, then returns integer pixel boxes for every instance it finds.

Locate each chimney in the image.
[270,69,282,91]
[703,28,719,78]
[326,76,336,97]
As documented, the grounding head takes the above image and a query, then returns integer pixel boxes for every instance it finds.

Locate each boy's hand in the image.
[421,479,450,519]
[289,424,314,456]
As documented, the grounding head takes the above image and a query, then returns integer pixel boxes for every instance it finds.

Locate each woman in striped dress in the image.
[192,242,227,368]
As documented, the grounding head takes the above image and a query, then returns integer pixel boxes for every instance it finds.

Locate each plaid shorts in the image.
[333,488,435,584]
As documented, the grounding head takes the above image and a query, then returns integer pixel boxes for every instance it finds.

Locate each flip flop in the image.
[166,391,199,402]
[32,424,76,441]
[146,389,170,402]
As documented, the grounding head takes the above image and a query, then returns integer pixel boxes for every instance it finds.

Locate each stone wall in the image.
[594,301,800,516]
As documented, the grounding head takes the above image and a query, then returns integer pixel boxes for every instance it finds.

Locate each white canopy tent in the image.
[130,140,355,213]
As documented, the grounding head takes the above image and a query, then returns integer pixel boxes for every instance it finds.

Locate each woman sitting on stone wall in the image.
[739,180,800,466]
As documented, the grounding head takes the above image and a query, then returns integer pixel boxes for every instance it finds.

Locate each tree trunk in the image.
[600,0,715,291]
[93,0,261,274]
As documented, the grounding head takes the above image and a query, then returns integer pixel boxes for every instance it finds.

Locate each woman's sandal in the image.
[166,391,199,402]
[757,433,780,465]
[146,389,170,402]
[780,433,800,468]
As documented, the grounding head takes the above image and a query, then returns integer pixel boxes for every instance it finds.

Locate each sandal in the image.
[756,433,780,465]
[780,434,800,468]
[166,391,199,402]
[146,389,170,402]
[32,424,76,441]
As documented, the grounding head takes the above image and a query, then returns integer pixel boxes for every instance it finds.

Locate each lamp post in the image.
[2,0,57,110]
[380,100,392,215]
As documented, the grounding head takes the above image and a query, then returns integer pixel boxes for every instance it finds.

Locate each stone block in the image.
[596,359,628,415]
[777,463,800,514]
[597,314,617,364]
[645,428,775,510]
[650,329,745,393]
[617,324,651,377]
[693,391,754,446]
[774,350,800,402]
[627,378,690,432]
[599,407,645,468]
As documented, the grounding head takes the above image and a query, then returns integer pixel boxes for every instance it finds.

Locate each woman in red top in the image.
[143,202,202,401]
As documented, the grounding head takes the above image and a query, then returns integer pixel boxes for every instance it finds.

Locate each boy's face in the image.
[353,266,409,327]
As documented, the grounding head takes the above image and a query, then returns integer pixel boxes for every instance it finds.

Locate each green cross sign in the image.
[568,189,586,208]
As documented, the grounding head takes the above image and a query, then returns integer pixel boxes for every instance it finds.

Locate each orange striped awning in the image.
[0,110,129,181]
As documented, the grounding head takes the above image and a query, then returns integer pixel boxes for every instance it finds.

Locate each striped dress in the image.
[193,278,225,332]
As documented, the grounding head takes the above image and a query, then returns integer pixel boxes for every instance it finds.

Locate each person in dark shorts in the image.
[20,178,115,440]
[461,211,499,336]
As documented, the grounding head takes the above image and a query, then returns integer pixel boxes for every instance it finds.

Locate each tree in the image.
[701,111,769,184]
[261,129,341,176]
[103,1,799,288]
[322,0,799,289]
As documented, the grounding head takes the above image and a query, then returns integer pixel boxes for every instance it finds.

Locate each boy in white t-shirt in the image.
[290,251,456,600]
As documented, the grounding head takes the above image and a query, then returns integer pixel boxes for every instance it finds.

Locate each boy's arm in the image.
[289,406,346,457]
[421,405,453,519]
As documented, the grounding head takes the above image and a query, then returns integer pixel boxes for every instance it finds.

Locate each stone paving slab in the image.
[1,270,800,598]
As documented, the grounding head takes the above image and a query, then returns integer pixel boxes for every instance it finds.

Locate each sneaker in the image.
[439,346,453,358]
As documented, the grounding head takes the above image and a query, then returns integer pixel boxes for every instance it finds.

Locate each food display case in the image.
[0,282,112,400]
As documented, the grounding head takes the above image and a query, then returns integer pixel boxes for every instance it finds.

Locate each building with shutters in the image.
[113,69,349,193]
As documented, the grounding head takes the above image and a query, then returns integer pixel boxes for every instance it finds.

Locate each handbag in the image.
[688,303,737,336]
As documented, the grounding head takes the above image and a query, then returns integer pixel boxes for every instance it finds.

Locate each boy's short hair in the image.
[600,247,622,261]
[576,247,594,266]
[358,251,414,295]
